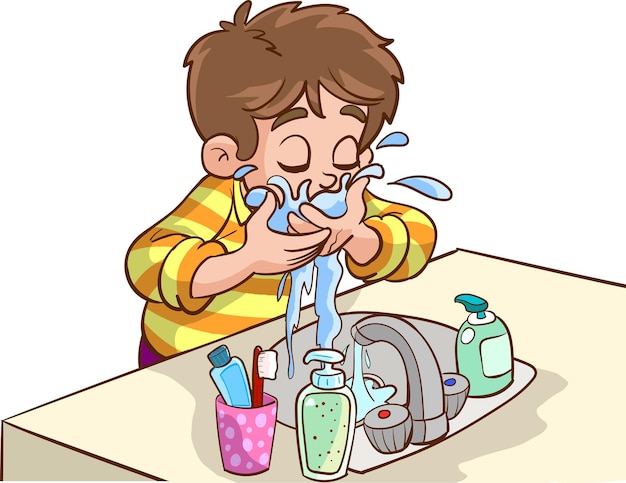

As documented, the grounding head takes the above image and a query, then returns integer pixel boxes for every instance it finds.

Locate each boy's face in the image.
[244,87,373,200]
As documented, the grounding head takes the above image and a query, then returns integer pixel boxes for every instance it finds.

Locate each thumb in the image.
[347,176,370,207]
[255,190,278,221]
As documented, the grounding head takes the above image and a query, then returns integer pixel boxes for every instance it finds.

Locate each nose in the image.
[319,171,338,190]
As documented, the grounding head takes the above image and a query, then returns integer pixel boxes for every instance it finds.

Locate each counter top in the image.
[2,249,625,482]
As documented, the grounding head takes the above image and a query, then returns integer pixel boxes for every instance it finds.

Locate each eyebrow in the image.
[340,105,366,123]
[271,107,308,131]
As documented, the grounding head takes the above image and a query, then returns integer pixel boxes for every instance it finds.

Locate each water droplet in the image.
[364,349,371,369]
[376,132,409,149]
[390,176,453,201]
[233,164,257,179]
[340,345,349,365]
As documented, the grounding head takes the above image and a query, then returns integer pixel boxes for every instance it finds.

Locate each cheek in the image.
[260,143,280,177]
[240,170,265,192]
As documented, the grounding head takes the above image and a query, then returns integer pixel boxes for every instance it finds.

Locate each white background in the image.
[1,0,625,430]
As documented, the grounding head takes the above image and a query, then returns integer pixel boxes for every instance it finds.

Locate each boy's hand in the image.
[287,177,380,264]
[243,192,331,275]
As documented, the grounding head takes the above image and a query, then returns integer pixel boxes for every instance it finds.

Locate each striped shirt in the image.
[125,175,435,357]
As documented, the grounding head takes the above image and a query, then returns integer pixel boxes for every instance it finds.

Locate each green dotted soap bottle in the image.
[455,294,514,397]
[296,349,356,481]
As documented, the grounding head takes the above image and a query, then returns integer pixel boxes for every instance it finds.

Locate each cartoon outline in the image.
[119,1,464,477]
[12,0,625,480]
[124,0,439,377]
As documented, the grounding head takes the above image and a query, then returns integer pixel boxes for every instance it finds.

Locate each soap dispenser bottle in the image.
[455,294,514,397]
[296,349,356,481]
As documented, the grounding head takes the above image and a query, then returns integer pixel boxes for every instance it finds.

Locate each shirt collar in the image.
[233,179,251,225]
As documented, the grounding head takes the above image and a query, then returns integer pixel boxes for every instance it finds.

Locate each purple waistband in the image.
[139,337,164,368]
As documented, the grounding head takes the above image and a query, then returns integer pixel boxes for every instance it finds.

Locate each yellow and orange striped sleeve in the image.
[345,190,436,283]
[125,176,235,314]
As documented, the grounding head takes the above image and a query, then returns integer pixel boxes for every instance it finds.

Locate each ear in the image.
[359,147,373,165]
[201,135,239,177]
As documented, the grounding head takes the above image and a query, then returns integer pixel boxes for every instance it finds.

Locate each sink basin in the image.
[264,311,536,473]
[265,312,457,429]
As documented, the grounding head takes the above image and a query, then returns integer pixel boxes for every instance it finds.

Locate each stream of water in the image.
[346,342,396,422]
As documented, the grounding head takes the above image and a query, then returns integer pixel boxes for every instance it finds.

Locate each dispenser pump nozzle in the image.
[455,293,488,319]
[304,349,346,389]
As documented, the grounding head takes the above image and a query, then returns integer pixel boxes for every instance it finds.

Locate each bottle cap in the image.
[304,349,346,389]
[207,345,231,368]
[455,293,495,324]
[455,293,488,319]
[312,370,345,389]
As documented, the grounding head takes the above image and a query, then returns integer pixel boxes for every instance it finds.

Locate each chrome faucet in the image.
[351,314,449,446]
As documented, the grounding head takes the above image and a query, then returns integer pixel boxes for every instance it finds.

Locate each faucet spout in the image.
[351,314,449,444]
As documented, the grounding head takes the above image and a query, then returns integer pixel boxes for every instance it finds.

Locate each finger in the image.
[254,190,278,222]
[298,203,332,228]
[287,246,322,266]
[263,184,285,207]
[319,231,347,256]
[282,228,330,252]
[288,212,319,234]
[346,176,370,208]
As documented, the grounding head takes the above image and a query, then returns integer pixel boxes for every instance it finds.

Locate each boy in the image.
[125,1,436,366]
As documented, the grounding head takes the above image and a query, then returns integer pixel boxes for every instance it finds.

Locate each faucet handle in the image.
[363,404,412,454]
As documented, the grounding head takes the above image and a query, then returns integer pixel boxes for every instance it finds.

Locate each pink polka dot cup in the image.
[215,393,278,475]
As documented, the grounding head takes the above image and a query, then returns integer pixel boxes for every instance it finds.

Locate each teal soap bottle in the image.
[296,349,356,481]
[208,345,252,408]
[455,294,514,397]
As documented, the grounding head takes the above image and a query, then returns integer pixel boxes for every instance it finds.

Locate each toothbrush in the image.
[251,346,278,407]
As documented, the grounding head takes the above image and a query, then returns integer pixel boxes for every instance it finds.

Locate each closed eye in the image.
[277,161,309,173]
[277,134,310,173]
[333,159,360,171]
[332,136,360,171]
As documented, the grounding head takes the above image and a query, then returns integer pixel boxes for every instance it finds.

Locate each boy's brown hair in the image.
[184,1,403,161]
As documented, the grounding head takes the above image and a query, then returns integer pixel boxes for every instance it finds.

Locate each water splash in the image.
[347,343,396,422]
[308,174,351,217]
[284,263,315,378]
[245,164,385,378]
[314,254,343,349]
[390,176,453,201]
[376,132,409,149]
[373,131,454,202]
[234,164,257,180]
[351,163,384,184]
[245,187,268,208]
